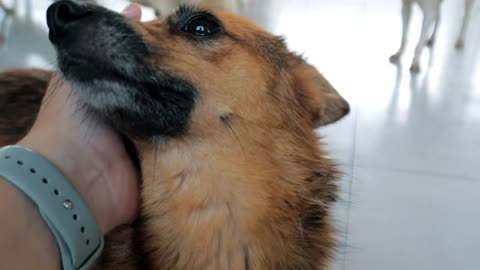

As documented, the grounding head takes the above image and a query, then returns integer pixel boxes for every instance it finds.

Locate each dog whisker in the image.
[220,113,245,155]
[148,45,202,59]
[42,76,64,108]
[153,144,158,184]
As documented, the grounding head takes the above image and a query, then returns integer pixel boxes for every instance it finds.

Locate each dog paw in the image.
[455,40,464,50]
[409,63,420,73]
[426,38,435,47]
[389,54,401,63]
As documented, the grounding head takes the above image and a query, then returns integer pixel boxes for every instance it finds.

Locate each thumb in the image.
[122,3,142,21]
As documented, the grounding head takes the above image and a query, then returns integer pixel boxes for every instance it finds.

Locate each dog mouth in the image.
[46,0,150,95]
[47,0,198,140]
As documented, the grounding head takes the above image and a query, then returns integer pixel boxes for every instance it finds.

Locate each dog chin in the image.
[69,80,140,113]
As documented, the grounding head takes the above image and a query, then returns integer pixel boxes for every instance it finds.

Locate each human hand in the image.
[17,3,143,234]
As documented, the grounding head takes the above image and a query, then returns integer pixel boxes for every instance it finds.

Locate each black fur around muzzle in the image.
[47,0,197,140]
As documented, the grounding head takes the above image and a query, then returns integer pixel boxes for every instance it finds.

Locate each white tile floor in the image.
[1,0,479,269]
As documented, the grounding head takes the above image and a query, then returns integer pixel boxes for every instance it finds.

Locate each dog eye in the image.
[183,15,221,37]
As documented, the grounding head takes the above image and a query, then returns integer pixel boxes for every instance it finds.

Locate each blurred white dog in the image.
[132,0,244,16]
[390,0,475,73]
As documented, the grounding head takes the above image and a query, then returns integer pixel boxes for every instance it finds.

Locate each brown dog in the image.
[0,1,349,269]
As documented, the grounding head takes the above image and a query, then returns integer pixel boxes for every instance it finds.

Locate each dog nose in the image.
[47,1,92,42]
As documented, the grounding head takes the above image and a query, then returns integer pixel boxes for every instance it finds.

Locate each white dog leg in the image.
[410,8,435,73]
[455,0,474,49]
[0,0,14,14]
[390,0,413,63]
[427,4,441,47]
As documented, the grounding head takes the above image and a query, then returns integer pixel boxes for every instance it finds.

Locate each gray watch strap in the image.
[0,146,104,270]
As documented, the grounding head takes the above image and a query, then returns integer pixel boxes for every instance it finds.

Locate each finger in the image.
[122,3,142,21]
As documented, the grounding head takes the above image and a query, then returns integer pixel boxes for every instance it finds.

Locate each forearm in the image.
[0,177,60,270]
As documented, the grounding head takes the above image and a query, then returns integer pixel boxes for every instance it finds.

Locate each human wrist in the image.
[16,130,126,234]
[10,75,139,235]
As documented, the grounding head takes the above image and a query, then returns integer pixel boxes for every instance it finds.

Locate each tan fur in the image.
[132,0,242,16]
[0,9,349,270]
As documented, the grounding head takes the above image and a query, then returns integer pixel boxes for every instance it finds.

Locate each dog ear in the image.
[290,56,350,127]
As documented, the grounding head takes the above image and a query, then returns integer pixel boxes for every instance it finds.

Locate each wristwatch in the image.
[0,146,104,270]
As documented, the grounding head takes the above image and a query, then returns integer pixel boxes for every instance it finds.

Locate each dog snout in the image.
[47,1,92,42]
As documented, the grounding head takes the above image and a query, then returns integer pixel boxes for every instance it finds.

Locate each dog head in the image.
[47,0,349,143]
